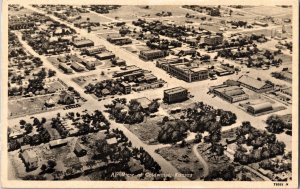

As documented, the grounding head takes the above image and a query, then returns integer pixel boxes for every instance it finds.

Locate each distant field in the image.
[101,5,195,21]
[8,8,33,16]
[243,6,292,16]
[75,12,112,23]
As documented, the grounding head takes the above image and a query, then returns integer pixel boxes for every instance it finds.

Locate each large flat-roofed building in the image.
[113,66,142,77]
[237,75,274,93]
[59,63,73,73]
[84,45,106,55]
[164,87,188,104]
[107,36,132,45]
[210,85,249,103]
[71,62,85,72]
[73,39,95,48]
[200,35,223,46]
[95,51,115,60]
[169,63,208,82]
[247,102,273,115]
[139,50,167,60]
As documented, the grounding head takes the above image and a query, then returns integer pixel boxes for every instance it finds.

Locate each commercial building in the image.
[20,149,38,171]
[247,102,273,115]
[59,63,73,74]
[169,63,208,82]
[113,59,126,66]
[81,60,95,70]
[163,87,188,104]
[71,62,85,72]
[84,45,106,55]
[132,80,165,92]
[200,35,223,46]
[156,58,186,72]
[72,39,95,48]
[95,52,115,60]
[107,36,132,45]
[210,85,249,103]
[120,82,131,94]
[112,66,142,77]
[139,50,167,60]
[237,75,274,93]
[49,139,68,148]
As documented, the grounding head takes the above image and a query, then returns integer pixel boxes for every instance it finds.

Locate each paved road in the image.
[193,143,209,178]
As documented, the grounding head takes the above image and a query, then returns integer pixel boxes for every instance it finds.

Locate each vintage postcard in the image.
[1,0,298,188]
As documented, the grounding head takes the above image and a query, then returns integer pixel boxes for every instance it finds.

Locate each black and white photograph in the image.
[1,0,298,188]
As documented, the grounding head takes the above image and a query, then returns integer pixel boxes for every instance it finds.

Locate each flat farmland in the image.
[75,12,112,23]
[100,5,195,21]
[242,6,292,16]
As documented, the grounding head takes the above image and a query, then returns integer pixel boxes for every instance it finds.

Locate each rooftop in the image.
[164,87,187,95]
[238,75,271,90]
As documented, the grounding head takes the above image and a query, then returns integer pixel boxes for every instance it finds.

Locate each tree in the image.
[24,123,33,133]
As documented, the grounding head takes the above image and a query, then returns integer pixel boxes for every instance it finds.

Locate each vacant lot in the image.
[157,143,205,180]
[8,94,62,119]
[124,116,163,144]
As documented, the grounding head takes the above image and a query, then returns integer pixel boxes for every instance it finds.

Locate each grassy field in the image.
[242,6,292,16]
[75,12,112,23]
[124,116,163,144]
[102,5,195,21]
[8,93,67,119]
[157,143,205,180]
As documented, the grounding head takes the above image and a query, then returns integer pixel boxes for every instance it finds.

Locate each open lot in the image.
[156,143,205,180]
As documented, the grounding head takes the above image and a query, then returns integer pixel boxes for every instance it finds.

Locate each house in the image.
[73,39,94,48]
[163,87,188,104]
[20,149,38,171]
[237,75,274,93]
[128,160,143,175]
[106,137,118,146]
[101,88,110,96]
[73,140,87,157]
[49,139,68,148]
[135,97,152,110]
[58,91,75,105]
[45,97,55,107]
